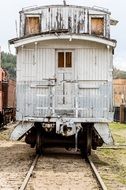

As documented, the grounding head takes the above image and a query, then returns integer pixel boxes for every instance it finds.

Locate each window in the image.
[25,16,40,35]
[91,17,104,36]
[58,52,64,67]
[58,52,72,68]
[66,52,72,67]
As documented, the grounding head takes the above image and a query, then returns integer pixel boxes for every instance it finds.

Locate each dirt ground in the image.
[27,149,99,190]
[0,123,35,189]
[0,122,126,190]
[0,123,99,190]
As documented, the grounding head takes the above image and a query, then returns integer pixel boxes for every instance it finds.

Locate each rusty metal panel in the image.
[91,17,104,35]
[25,16,40,35]
[2,82,8,109]
[8,80,16,108]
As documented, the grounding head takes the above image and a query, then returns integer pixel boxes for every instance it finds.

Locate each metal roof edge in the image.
[20,4,110,14]
[9,34,116,48]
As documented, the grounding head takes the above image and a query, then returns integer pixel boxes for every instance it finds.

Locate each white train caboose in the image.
[10,3,117,156]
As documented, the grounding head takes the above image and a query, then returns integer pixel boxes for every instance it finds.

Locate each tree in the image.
[113,67,126,79]
[1,52,16,79]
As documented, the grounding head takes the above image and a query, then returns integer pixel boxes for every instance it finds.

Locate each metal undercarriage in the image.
[25,122,104,157]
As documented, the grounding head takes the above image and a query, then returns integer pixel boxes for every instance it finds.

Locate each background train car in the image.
[10,3,117,156]
[0,68,16,127]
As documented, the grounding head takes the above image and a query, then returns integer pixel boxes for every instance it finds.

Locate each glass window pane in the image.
[58,52,64,67]
[66,52,72,67]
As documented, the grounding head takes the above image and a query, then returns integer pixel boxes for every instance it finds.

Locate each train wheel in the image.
[36,126,43,155]
[80,125,92,158]
[86,125,92,156]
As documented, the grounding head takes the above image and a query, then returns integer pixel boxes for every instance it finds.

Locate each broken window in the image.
[58,52,72,68]
[25,16,40,35]
[91,17,104,36]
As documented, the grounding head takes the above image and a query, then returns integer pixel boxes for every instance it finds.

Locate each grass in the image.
[96,149,126,186]
[110,122,126,130]
[109,122,126,144]
[92,122,126,189]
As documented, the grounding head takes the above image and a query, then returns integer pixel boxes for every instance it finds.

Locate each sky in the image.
[0,0,125,70]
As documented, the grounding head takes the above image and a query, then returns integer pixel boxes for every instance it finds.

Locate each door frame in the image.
[55,49,75,109]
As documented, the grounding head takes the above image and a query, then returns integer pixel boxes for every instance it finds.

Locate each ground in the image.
[0,122,126,189]
[92,122,126,190]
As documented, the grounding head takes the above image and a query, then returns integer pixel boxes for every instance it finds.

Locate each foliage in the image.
[113,67,126,79]
[1,51,16,79]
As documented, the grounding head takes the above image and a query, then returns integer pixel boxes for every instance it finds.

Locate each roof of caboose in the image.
[9,33,116,48]
[20,4,111,14]
[9,4,117,48]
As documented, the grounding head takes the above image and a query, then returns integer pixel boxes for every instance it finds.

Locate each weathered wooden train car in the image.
[10,4,117,156]
[0,68,16,126]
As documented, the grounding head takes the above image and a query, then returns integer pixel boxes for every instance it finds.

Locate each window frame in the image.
[24,14,41,35]
[89,15,105,36]
[57,51,73,69]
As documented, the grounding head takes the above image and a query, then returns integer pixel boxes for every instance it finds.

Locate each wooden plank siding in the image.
[19,6,111,38]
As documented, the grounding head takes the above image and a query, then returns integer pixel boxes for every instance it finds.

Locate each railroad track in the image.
[19,155,39,190]
[87,156,107,190]
[18,149,107,190]
[98,144,126,149]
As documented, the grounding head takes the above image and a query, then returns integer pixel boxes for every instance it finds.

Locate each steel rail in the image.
[19,154,39,190]
[18,151,108,190]
[88,156,108,190]
[99,146,126,149]
[98,144,126,149]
